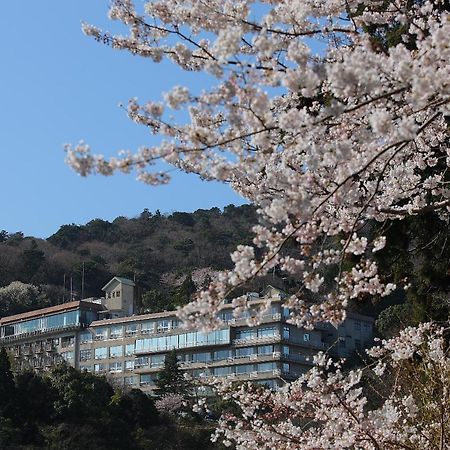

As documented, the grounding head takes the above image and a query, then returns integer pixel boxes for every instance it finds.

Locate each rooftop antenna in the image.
[81,262,85,300]
[70,276,73,301]
[63,274,66,303]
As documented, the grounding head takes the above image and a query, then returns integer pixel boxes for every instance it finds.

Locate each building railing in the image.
[0,324,83,342]
[222,313,282,325]
[232,334,281,346]
[286,336,327,349]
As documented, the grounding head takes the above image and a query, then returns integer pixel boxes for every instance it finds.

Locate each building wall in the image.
[0,286,374,393]
[104,280,135,317]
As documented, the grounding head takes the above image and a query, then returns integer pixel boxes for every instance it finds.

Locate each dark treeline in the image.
[0,205,259,316]
[0,348,224,450]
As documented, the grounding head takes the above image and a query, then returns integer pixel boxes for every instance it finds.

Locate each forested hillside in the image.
[0,205,265,316]
[1,206,448,339]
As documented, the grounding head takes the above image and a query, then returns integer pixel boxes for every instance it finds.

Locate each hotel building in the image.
[0,278,374,392]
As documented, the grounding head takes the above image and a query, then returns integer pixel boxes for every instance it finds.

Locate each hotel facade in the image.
[0,277,374,392]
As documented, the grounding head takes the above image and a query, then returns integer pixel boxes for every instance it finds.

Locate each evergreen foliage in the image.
[0,360,225,449]
[0,348,15,418]
[156,349,192,397]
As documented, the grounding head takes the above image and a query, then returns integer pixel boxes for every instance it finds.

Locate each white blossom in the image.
[67,0,450,332]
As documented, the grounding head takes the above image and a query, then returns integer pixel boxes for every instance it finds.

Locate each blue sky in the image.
[0,2,245,238]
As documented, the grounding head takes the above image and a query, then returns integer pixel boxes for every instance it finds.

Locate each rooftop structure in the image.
[0,278,374,392]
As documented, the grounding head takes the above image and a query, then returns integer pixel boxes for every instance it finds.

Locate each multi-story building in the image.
[0,300,103,371]
[0,279,374,393]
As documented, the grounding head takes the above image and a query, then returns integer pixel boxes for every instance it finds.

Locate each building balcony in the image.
[223,313,283,326]
[282,353,314,364]
[232,334,281,346]
[284,337,327,350]
[0,324,83,343]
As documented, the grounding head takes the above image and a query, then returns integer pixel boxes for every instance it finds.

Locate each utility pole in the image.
[81,262,85,300]
[63,274,66,302]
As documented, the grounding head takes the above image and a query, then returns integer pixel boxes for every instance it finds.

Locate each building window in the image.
[236,347,255,357]
[219,310,233,322]
[94,328,107,340]
[282,363,290,373]
[354,320,361,331]
[157,319,170,333]
[125,324,138,335]
[116,290,121,297]
[94,363,106,373]
[125,344,135,356]
[109,361,122,373]
[110,326,123,339]
[236,329,257,340]
[258,345,274,355]
[80,331,92,343]
[150,354,165,367]
[213,349,230,361]
[191,352,210,363]
[80,349,92,361]
[191,368,210,378]
[135,357,149,369]
[303,333,311,342]
[283,326,290,340]
[213,366,232,376]
[94,347,108,359]
[124,376,137,386]
[258,362,277,372]
[141,321,154,334]
[61,336,75,348]
[109,345,123,358]
[124,360,134,371]
[140,374,155,386]
[258,327,276,338]
[236,364,254,374]
[61,351,74,362]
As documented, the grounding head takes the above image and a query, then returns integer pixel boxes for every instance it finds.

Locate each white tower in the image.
[102,277,135,318]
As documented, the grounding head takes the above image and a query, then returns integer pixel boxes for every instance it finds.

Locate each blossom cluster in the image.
[200,322,450,449]
[155,393,185,414]
[67,0,450,328]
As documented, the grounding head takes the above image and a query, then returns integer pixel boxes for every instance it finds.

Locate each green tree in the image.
[173,274,197,307]
[173,238,195,256]
[0,348,15,418]
[110,388,159,429]
[156,349,191,397]
[141,288,172,313]
[14,370,55,424]
[49,363,114,423]
[22,239,46,282]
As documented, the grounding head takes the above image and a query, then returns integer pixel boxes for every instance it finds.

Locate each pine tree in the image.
[173,274,196,307]
[0,347,15,417]
[156,349,191,397]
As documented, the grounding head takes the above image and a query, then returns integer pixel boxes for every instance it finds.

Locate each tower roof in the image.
[102,276,135,291]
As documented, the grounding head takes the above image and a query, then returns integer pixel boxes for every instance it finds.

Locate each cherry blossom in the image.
[202,322,450,449]
[66,0,450,328]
